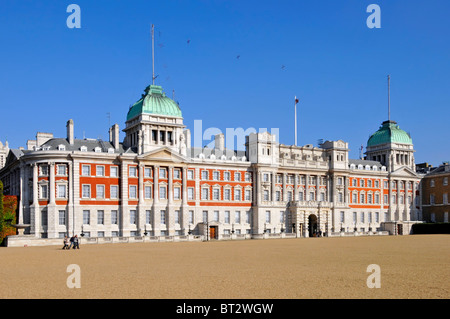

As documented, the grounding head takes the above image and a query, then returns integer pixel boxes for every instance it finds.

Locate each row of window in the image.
[262,174,328,185]
[339,211,383,224]
[430,177,449,187]
[429,193,448,205]
[351,193,414,205]
[262,189,330,202]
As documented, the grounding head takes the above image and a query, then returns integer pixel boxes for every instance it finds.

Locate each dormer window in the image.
[80,146,87,152]
[94,147,102,153]
[108,148,114,154]
[58,145,66,151]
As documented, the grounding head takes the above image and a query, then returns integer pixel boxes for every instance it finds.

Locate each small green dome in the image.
[367,121,412,147]
[126,85,182,121]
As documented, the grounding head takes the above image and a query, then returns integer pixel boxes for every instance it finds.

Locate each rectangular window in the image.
[368,193,372,204]
[110,185,119,199]
[384,181,388,188]
[384,212,389,222]
[264,190,269,201]
[145,186,152,199]
[375,212,379,223]
[111,210,118,225]
[443,193,448,204]
[224,171,230,181]
[338,192,343,203]
[40,185,49,199]
[96,166,105,177]
[280,211,285,223]
[444,177,448,186]
[159,168,166,179]
[235,211,241,224]
[234,172,241,182]
[202,188,209,200]
[309,192,315,201]
[245,173,252,182]
[360,193,365,204]
[384,194,388,204]
[159,186,166,199]
[213,171,219,180]
[202,211,208,223]
[245,189,251,201]
[40,165,49,176]
[320,192,325,202]
[353,212,357,223]
[58,210,66,225]
[188,188,194,200]
[174,169,181,179]
[82,185,91,198]
[288,191,293,201]
[298,191,304,201]
[213,211,219,222]
[201,170,208,180]
[83,210,90,225]
[144,167,151,178]
[97,185,105,199]
[187,170,194,179]
[430,194,435,205]
[340,211,345,223]
[130,210,136,224]
[225,211,230,224]
[375,180,379,188]
[129,185,137,199]
[368,212,372,223]
[82,165,90,176]
[160,210,166,224]
[234,189,241,201]
[189,210,194,224]
[175,210,181,224]
[57,165,66,176]
[360,212,365,223]
[174,187,181,200]
[97,231,105,238]
[97,210,104,225]
[129,166,137,177]
[375,194,380,204]
[213,188,220,200]
[246,211,251,224]
[110,166,118,178]
[265,211,271,223]
[146,210,151,224]
[57,185,67,198]
[224,189,231,200]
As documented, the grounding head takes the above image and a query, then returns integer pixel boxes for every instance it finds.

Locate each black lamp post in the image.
[144,225,148,236]
[81,225,85,237]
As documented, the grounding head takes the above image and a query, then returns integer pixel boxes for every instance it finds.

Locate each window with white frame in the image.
[246,211,251,224]
[110,185,119,199]
[384,194,388,204]
[96,166,105,177]
[159,186,167,199]
[224,171,230,181]
[234,188,241,201]
[235,211,241,224]
[280,211,285,223]
[201,188,209,200]
[129,185,137,199]
[245,189,251,201]
[375,193,380,204]
[224,188,231,200]
[82,185,91,198]
[309,192,315,201]
[175,210,181,224]
[298,191,304,201]
[82,165,90,176]
[40,184,49,199]
[444,177,448,186]
[368,212,372,223]
[145,186,152,199]
[225,211,230,224]
[320,192,325,202]
[129,166,137,177]
[174,169,181,179]
[110,166,118,178]
[360,193,365,204]
[201,170,208,180]
[213,211,219,222]
[57,184,67,198]
[360,212,365,223]
[264,190,269,201]
[130,210,137,224]
[234,172,241,182]
[338,192,343,203]
[213,188,220,201]
[187,170,194,179]
[202,211,208,223]
[263,173,269,182]
[368,180,372,188]
[384,212,389,221]
[59,210,66,225]
[144,167,151,178]
[174,187,181,200]
[353,212,357,223]
[340,211,345,223]
[245,173,252,182]
[189,210,194,224]
[375,180,379,188]
[146,210,151,224]
[213,171,219,181]
[160,210,166,224]
[275,191,281,202]
[83,210,90,225]
[188,187,194,200]
[368,193,372,204]
[265,211,271,223]
[97,185,105,199]
[97,210,104,225]
[375,212,379,223]
[57,165,66,176]
[360,179,365,187]
[111,210,118,225]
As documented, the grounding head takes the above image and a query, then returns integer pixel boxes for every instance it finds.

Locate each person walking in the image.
[68,235,74,249]
[73,235,80,249]
[62,236,69,250]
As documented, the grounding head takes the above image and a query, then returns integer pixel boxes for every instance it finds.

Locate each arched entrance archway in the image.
[308,214,318,237]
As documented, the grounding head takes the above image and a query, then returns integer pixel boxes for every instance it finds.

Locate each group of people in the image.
[62,235,80,250]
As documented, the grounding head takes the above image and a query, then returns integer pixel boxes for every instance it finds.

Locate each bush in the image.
[0,181,18,245]
[412,223,450,234]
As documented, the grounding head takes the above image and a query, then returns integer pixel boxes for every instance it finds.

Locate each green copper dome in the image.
[367,121,412,147]
[126,85,182,121]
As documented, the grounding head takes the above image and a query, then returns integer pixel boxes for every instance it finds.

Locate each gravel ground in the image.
[0,235,448,299]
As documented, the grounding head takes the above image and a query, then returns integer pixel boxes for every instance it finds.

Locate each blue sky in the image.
[0,0,449,166]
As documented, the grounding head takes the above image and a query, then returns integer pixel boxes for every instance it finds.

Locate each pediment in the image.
[138,147,186,163]
[390,166,420,178]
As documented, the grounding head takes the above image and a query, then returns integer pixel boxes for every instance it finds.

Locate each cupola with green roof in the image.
[367,120,412,147]
[126,85,182,122]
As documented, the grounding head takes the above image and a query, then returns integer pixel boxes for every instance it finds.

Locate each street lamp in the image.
[81,225,85,237]
[144,225,148,236]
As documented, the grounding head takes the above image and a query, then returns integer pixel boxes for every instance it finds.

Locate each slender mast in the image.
[152,24,155,85]
[294,96,297,146]
[388,75,390,122]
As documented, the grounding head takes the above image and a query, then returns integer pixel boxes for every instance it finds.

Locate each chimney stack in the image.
[67,119,74,145]
[215,133,225,151]
[111,124,120,150]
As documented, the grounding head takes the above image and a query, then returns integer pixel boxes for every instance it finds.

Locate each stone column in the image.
[256,171,262,205]
[138,163,145,235]
[152,165,160,235]
[67,162,74,237]
[282,173,287,202]
[271,172,276,203]
[31,163,40,237]
[167,165,174,235]
[49,162,56,204]
[181,167,188,234]
[294,173,298,201]
[18,163,25,225]
[305,174,310,201]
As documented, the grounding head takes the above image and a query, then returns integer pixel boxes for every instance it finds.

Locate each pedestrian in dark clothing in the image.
[73,235,80,249]
[62,236,69,250]
[68,235,74,249]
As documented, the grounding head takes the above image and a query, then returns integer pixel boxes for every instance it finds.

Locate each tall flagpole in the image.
[388,75,390,122]
[152,24,155,85]
[294,96,297,146]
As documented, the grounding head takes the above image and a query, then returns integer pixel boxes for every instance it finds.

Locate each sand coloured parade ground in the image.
[0,235,448,299]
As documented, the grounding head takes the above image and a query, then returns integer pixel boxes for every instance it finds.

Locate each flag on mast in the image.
[294,96,299,146]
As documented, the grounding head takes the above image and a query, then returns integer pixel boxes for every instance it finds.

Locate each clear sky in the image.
[0,0,449,166]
